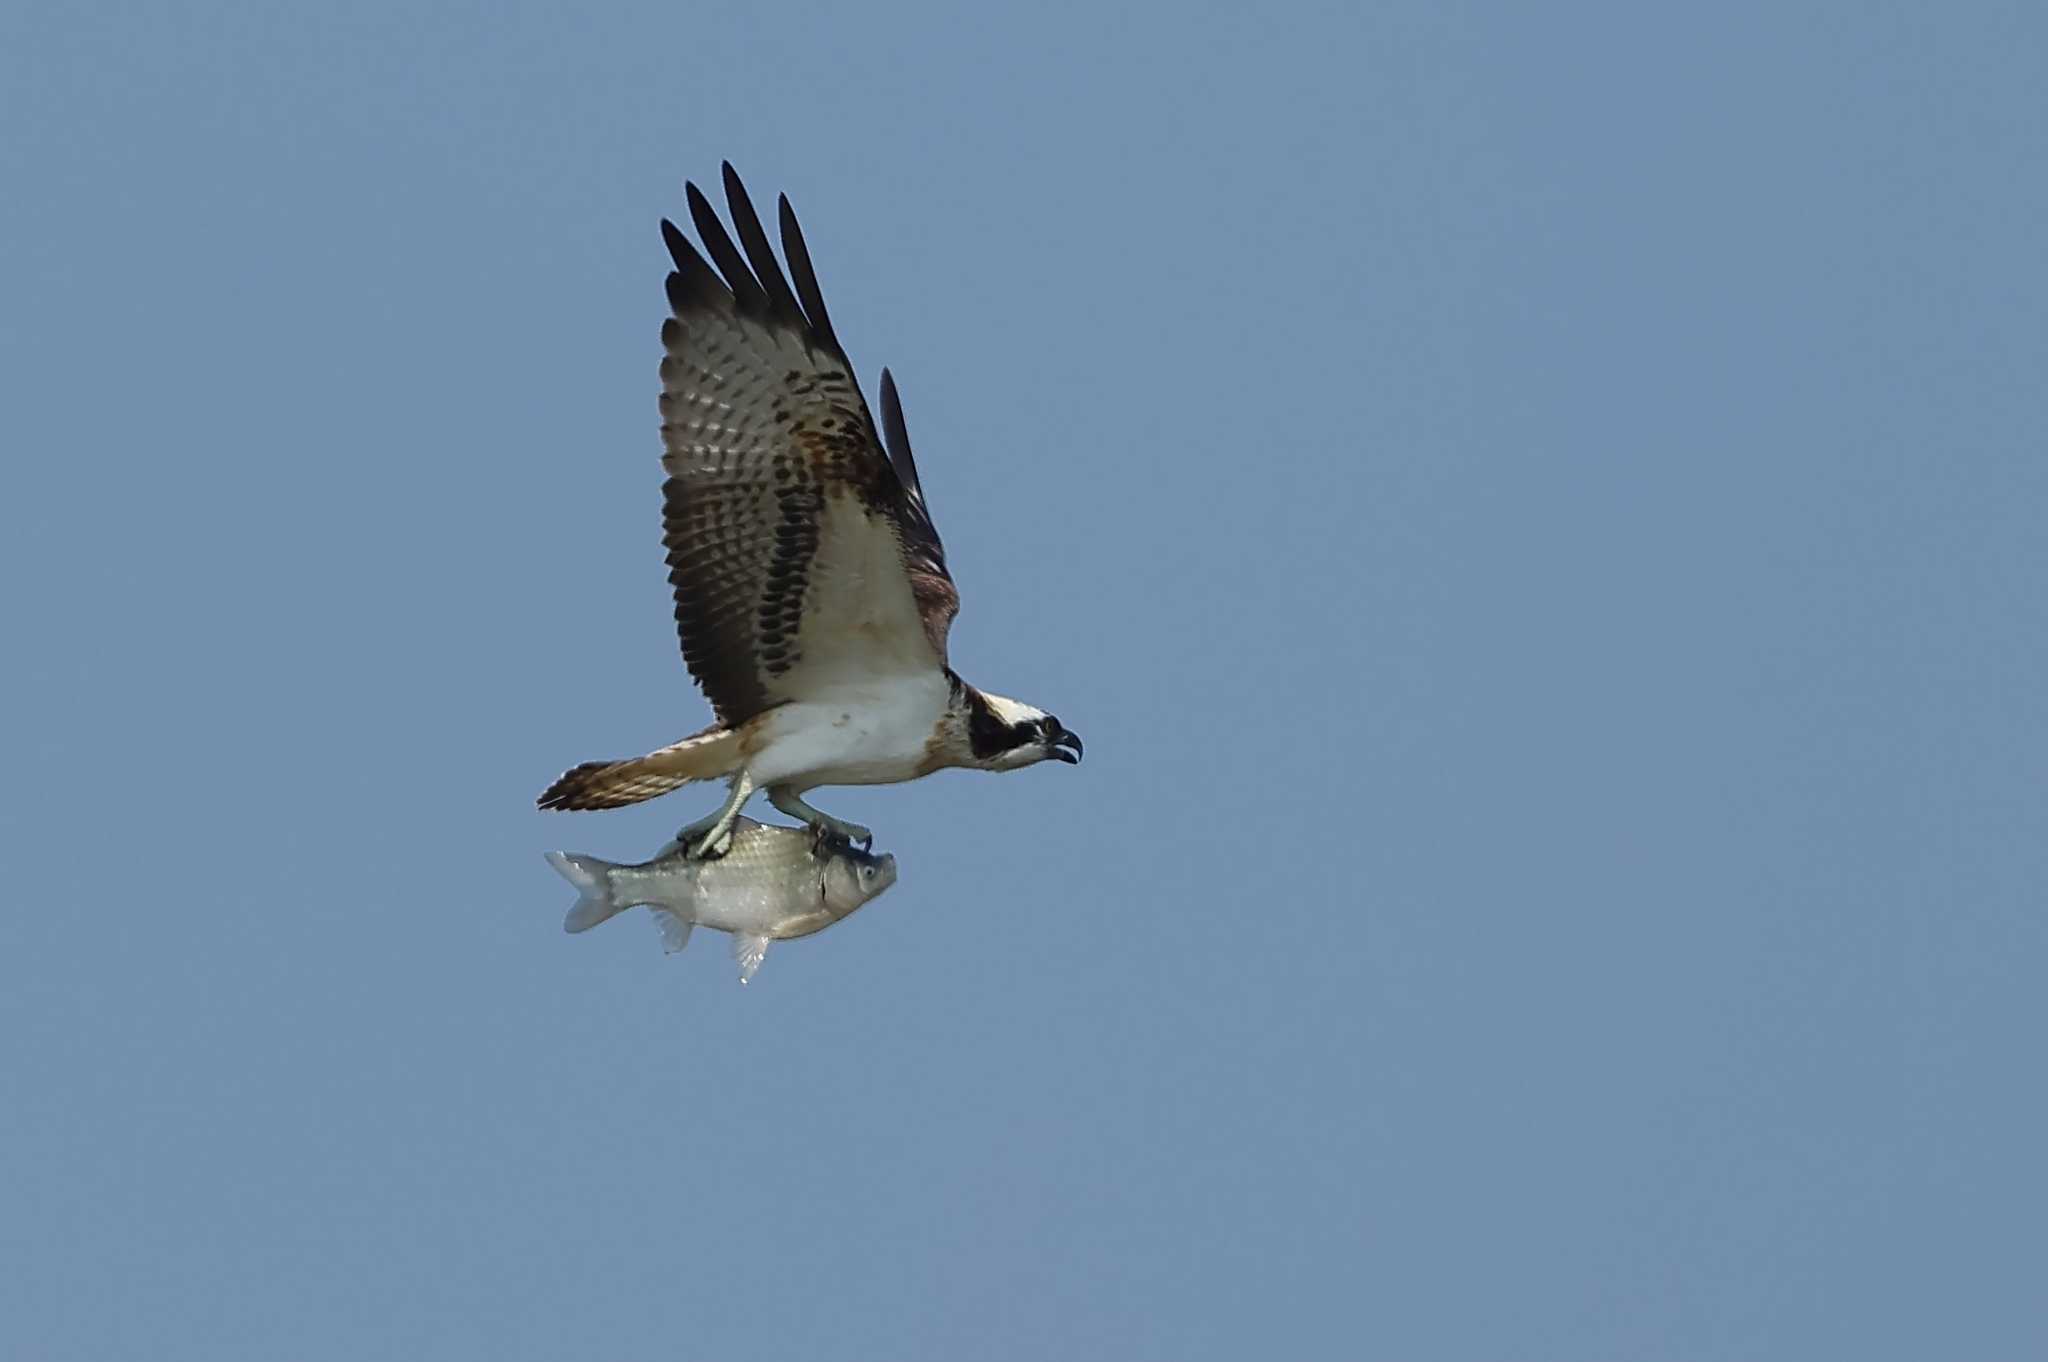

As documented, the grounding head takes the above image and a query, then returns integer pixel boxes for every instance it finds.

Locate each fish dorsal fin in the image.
[731,933,771,984]
[648,909,694,955]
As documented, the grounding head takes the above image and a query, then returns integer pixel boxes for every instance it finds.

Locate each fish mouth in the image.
[1048,727,1083,765]
[874,853,899,892]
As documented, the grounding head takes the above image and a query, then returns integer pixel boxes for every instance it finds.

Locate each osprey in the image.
[538,165,1081,854]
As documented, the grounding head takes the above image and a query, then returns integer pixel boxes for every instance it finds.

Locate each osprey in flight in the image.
[538,165,1081,854]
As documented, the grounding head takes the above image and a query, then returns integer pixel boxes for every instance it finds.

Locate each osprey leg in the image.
[678,770,754,859]
[767,787,872,848]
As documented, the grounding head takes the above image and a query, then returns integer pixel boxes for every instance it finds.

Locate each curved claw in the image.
[673,813,728,861]
[766,787,870,849]
[825,818,873,849]
[675,772,754,862]
[804,819,871,852]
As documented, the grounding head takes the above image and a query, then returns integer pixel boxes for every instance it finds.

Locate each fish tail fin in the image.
[536,725,743,811]
[545,851,629,933]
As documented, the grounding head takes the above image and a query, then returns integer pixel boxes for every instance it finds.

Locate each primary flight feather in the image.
[537,165,1080,852]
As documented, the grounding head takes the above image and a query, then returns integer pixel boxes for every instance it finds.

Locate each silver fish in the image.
[544,816,898,982]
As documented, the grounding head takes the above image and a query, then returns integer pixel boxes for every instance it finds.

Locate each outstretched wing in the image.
[657,165,959,725]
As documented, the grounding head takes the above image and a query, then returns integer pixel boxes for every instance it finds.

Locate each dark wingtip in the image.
[684,180,715,223]
[660,217,690,263]
[686,177,769,313]
[776,190,840,349]
[879,367,917,490]
[718,163,805,326]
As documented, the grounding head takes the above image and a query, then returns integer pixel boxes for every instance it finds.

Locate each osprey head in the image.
[965,689,1083,772]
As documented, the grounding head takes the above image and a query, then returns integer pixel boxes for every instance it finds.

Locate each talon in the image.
[766,788,869,849]
[675,819,724,860]
[674,772,753,862]
[821,818,872,848]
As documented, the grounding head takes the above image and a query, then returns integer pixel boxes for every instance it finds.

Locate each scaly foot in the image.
[768,788,871,848]
[676,771,755,860]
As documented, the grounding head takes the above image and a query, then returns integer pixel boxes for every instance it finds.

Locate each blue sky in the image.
[4,1,2045,1357]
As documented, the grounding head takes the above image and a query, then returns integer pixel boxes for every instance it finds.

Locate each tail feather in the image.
[545,851,627,933]
[537,725,742,811]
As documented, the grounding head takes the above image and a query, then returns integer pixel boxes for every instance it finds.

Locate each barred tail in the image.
[536,725,743,811]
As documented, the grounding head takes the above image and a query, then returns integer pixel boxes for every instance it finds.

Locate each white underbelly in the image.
[747,674,948,790]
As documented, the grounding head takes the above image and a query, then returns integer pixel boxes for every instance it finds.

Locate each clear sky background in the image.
[4,2,2044,1357]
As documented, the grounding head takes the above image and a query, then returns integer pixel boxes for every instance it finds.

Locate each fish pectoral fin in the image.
[730,933,771,984]
[649,910,694,956]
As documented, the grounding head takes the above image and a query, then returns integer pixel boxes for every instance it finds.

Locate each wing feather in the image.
[721,162,808,329]
[878,369,958,654]
[778,192,843,353]
[655,168,959,724]
[683,182,769,318]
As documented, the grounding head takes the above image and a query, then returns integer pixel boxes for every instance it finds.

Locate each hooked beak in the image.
[1048,726,1083,765]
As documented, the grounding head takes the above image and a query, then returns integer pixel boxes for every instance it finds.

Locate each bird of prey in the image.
[537,165,1081,854]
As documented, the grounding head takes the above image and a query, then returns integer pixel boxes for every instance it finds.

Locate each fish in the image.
[544,816,898,982]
